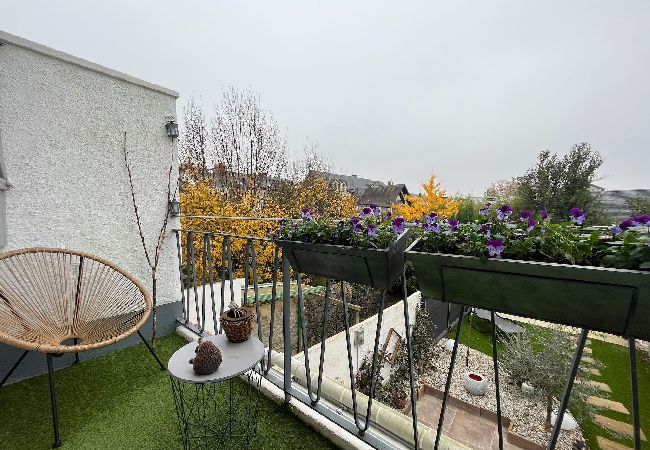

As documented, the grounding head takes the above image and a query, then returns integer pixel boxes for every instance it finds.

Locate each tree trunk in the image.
[151,273,157,350]
[545,394,553,430]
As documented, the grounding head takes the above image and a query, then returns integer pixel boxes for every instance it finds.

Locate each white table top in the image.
[168,334,264,384]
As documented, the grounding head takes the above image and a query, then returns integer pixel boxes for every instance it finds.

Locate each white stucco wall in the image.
[0,30,181,305]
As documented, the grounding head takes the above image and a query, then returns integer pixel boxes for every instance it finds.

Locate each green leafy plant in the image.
[500,327,598,429]
[277,206,407,249]
[414,204,650,270]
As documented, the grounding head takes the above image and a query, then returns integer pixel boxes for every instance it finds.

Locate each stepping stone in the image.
[588,396,630,414]
[594,415,646,441]
[588,368,602,376]
[596,436,633,450]
[584,347,593,354]
[577,378,612,393]
[582,356,596,365]
[587,380,612,393]
[587,339,592,345]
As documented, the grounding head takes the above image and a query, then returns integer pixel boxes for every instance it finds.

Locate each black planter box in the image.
[277,229,413,289]
[405,239,650,340]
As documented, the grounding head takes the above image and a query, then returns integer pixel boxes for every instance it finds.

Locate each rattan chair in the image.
[0,247,165,448]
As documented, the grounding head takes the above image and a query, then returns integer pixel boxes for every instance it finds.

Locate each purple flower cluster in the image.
[479,202,492,217]
[617,215,650,232]
[301,208,315,221]
[422,221,440,233]
[367,223,378,238]
[392,217,406,234]
[496,205,513,221]
[360,204,381,219]
[350,217,363,233]
[570,208,585,225]
[487,239,505,257]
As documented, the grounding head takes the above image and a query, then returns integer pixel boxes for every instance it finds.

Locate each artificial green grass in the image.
[445,315,501,356]
[447,315,650,448]
[0,334,337,450]
[579,339,650,450]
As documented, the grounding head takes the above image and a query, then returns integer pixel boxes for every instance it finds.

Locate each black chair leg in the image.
[0,349,29,388]
[137,331,165,371]
[46,354,62,448]
[73,339,79,364]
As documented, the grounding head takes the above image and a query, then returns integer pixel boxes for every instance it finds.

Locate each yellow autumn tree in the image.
[292,176,357,218]
[180,175,357,282]
[392,175,459,221]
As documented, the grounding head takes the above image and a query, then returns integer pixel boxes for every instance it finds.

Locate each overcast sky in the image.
[2,1,648,194]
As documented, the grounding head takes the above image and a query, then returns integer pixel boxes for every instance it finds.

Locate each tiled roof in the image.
[357,184,408,208]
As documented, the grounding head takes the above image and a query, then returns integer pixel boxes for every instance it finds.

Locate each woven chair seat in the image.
[0,248,151,354]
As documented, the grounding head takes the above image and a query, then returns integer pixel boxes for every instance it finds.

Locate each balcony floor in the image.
[0,334,337,450]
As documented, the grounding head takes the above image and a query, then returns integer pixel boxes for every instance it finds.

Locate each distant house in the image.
[597,188,650,221]
[307,170,409,209]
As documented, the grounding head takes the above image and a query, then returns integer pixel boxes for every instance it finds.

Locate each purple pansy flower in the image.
[570,207,585,225]
[479,203,492,217]
[422,222,441,233]
[539,210,549,220]
[367,223,378,238]
[487,239,505,257]
[425,212,438,224]
[360,206,373,219]
[350,217,363,233]
[496,205,513,221]
[301,208,315,221]
[381,211,392,222]
[371,204,381,217]
[448,219,459,231]
[480,223,491,238]
[392,217,406,235]
[519,210,532,222]
[527,218,536,232]
[631,215,650,226]
[620,219,635,230]
[611,225,622,235]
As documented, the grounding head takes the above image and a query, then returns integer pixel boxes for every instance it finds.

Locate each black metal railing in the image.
[174,220,645,450]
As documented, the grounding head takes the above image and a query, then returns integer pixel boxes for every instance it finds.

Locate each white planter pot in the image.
[444,339,455,352]
[551,411,578,431]
[521,382,535,396]
[463,372,488,396]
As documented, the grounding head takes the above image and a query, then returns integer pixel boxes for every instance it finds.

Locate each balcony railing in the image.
[173,219,646,450]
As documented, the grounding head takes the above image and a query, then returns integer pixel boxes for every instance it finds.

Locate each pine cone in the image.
[189,339,223,375]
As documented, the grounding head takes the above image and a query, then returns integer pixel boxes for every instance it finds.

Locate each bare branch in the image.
[123,132,153,269]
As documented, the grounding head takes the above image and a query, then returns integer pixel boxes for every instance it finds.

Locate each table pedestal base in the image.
[170,370,261,450]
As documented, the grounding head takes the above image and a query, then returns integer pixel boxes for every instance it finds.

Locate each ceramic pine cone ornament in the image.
[189,339,222,375]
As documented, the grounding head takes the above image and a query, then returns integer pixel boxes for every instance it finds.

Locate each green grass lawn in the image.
[446,314,649,449]
[579,339,650,449]
[0,334,337,450]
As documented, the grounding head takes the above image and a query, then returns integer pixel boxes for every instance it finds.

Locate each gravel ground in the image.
[422,340,585,450]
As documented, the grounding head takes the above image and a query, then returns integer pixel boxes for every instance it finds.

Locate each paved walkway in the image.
[414,393,524,450]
